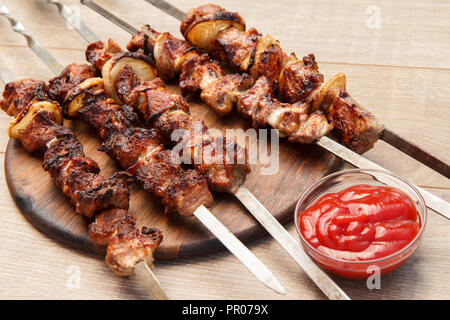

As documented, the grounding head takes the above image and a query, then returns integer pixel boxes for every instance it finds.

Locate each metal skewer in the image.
[66,1,352,300]
[0,2,285,297]
[47,0,99,43]
[141,0,450,180]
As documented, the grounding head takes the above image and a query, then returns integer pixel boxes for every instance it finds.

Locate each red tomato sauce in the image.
[298,184,421,262]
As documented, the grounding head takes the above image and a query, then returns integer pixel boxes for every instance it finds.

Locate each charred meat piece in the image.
[48,63,97,104]
[238,77,333,143]
[133,79,189,129]
[323,89,384,154]
[279,54,324,103]
[166,169,215,215]
[127,30,156,54]
[106,221,163,276]
[179,54,253,116]
[89,208,136,245]
[85,39,122,71]
[90,208,163,276]
[99,127,161,170]
[42,132,86,177]
[54,158,130,218]
[200,73,253,116]
[19,110,67,151]
[179,53,223,95]
[135,150,213,215]
[213,27,260,73]
[237,74,274,121]
[196,135,250,193]
[181,4,246,52]
[0,79,49,117]
[249,34,286,86]
[74,89,138,140]
[153,31,199,80]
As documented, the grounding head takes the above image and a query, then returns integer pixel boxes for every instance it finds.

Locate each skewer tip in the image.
[134,261,169,300]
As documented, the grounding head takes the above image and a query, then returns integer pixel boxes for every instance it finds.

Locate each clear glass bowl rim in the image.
[294,168,428,266]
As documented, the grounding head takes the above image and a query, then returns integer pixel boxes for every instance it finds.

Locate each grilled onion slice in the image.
[278,54,299,88]
[249,34,283,82]
[8,100,62,139]
[185,20,245,52]
[63,77,104,118]
[307,73,346,112]
[181,4,245,52]
[102,52,156,104]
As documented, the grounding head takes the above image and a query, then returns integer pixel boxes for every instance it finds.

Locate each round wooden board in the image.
[4,86,341,260]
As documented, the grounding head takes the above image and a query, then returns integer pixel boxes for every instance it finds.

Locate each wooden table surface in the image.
[0,0,449,300]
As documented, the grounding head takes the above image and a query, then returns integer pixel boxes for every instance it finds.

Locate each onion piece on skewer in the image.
[8,100,62,138]
[181,4,245,52]
[307,72,346,112]
[102,53,157,104]
[63,77,104,117]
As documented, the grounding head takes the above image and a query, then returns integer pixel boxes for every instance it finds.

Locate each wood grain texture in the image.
[0,0,448,300]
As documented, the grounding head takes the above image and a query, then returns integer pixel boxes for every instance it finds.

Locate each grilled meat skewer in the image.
[48,63,214,216]
[0,79,163,276]
[179,4,384,153]
[48,63,285,295]
[86,41,251,194]
[126,4,381,153]
[127,26,339,147]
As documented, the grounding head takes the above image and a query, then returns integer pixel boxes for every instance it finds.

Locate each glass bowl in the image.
[294,169,427,279]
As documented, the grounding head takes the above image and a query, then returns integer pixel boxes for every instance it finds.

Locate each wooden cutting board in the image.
[3,85,341,260]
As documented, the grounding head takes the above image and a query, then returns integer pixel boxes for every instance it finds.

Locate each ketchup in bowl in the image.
[295,170,426,279]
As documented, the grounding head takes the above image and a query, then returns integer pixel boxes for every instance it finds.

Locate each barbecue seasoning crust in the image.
[324,89,384,154]
[278,54,324,104]
[106,218,163,276]
[0,79,49,117]
[48,63,97,103]
[85,39,122,71]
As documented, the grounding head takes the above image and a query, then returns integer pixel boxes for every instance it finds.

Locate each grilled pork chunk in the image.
[0,79,49,117]
[323,89,384,154]
[1,78,163,276]
[85,39,122,71]
[48,63,97,103]
[238,76,333,143]
[56,65,214,215]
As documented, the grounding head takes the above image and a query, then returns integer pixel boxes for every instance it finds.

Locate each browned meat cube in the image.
[324,89,384,154]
